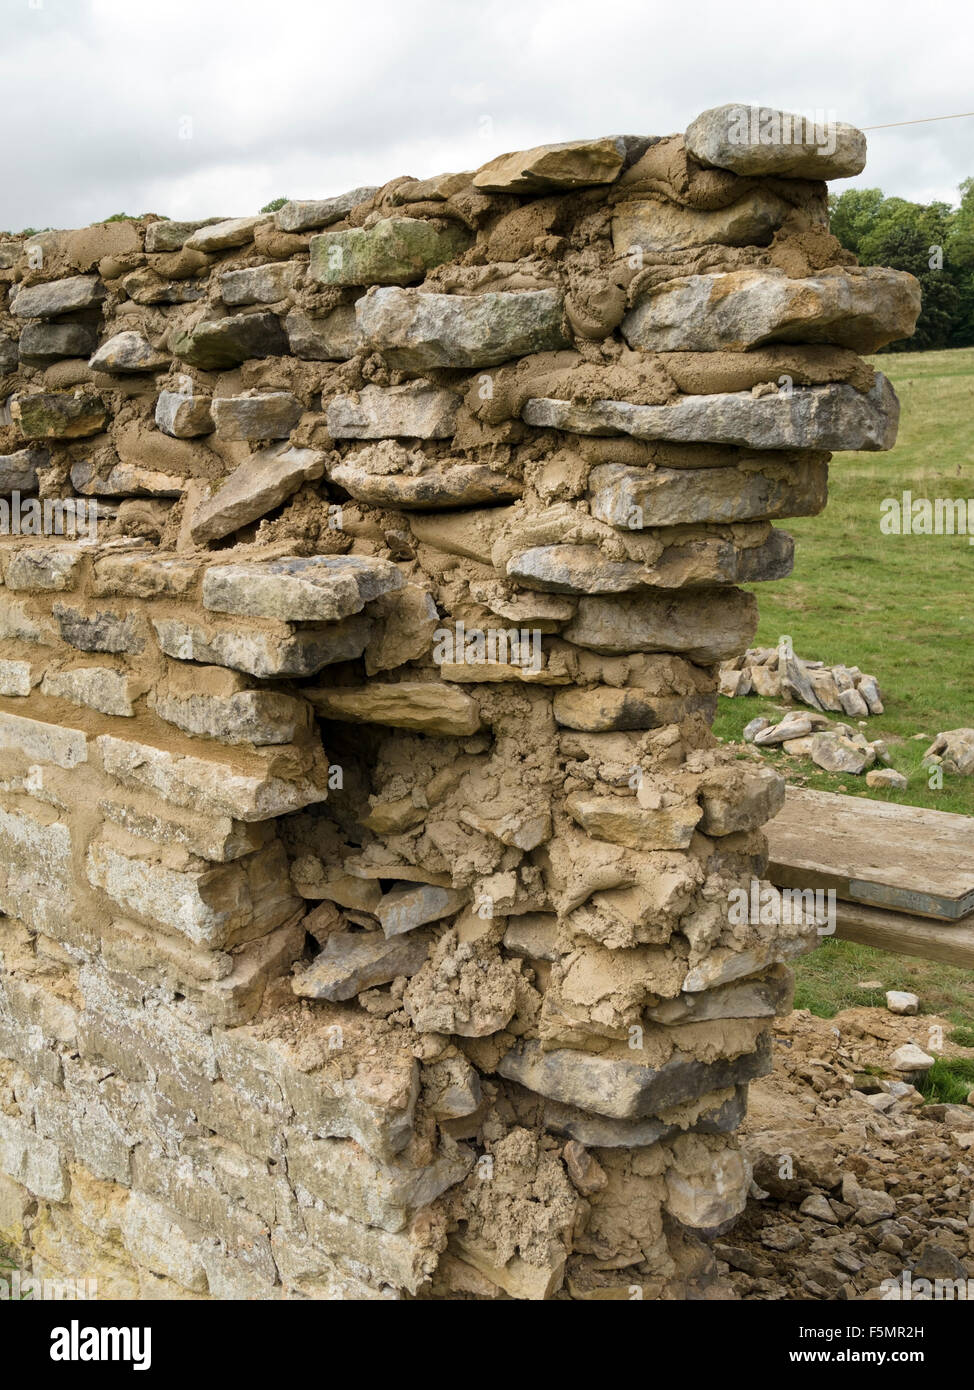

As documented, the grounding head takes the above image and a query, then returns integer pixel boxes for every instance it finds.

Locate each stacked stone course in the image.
[0,105,918,1299]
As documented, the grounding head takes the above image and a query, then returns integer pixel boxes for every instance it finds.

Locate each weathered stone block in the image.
[170,312,288,369]
[153,611,371,678]
[154,390,214,438]
[588,458,828,528]
[285,305,362,360]
[563,588,758,662]
[96,732,331,822]
[210,392,302,440]
[275,187,379,232]
[498,1034,772,1120]
[11,274,107,318]
[19,321,98,362]
[202,554,403,622]
[41,665,142,717]
[12,392,108,439]
[356,286,569,368]
[326,382,461,440]
[220,262,303,305]
[523,376,900,452]
[189,445,326,544]
[622,267,921,355]
[89,331,169,373]
[685,104,867,178]
[306,681,481,736]
[473,136,628,192]
[309,217,470,287]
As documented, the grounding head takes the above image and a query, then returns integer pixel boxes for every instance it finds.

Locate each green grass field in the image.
[713,348,974,1021]
[714,346,974,816]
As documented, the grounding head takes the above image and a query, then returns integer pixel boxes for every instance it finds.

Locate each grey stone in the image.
[866,767,908,791]
[611,189,793,257]
[155,390,214,438]
[356,286,570,369]
[292,931,430,1002]
[309,217,471,287]
[89,331,170,374]
[145,218,227,252]
[19,321,98,362]
[622,267,920,355]
[588,458,828,528]
[375,883,468,937]
[522,376,900,452]
[183,216,261,252]
[210,392,302,440]
[97,732,330,823]
[189,444,326,544]
[890,1043,934,1072]
[544,1087,747,1149]
[473,136,628,192]
[499,1034,772,1120]
[12,392,108,439]
[326,382,461,439]
[563,587,758,663]
[275,188,379,233]
[327,457,521,509]
[0,336,19,372]
[285,305,362,360]
[152,613,370,678]
[149,681,309,746]
[11,274,107,319]
[0,448,46,492]
[70,458,186,497]
[808,732,871,774]
[0,659,35,696]
[685,104,867,179]
[170,312,289,369]
[220,262,303,306]
[4,545,84,591]
[306,682,482,736]
[551,684,716,731]
[41,666,140,717]
[202,554,404,621]
[52,602,146,654]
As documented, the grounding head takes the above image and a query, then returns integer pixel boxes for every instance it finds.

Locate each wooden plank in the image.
[828,899,974,969]
[766,786,974,921]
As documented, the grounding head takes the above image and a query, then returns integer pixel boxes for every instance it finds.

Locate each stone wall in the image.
[0,105,919,1300]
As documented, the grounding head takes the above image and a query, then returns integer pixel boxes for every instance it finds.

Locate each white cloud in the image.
[2,0,973,231]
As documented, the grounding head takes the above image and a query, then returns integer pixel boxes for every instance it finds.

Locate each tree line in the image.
[830,181,974,351]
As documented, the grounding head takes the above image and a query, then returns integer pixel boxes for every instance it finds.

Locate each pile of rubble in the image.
[743,710,906,786]
[720,647,884,716]
[724,1006,974,1299]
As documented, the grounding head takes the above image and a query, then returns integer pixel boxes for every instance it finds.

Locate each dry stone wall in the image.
[0,104,919,1300]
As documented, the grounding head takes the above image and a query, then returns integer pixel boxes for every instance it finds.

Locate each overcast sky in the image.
[4,0,973,232]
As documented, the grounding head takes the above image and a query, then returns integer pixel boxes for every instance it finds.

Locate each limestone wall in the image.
[0,104,919,1300]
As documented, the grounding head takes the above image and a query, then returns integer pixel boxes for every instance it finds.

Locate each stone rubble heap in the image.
[743,711,903,783]
[0,105,918,1299]
[720,647,885,716]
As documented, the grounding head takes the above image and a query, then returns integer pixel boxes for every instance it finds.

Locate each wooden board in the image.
[766,786,974,922]
[829,899,974,969]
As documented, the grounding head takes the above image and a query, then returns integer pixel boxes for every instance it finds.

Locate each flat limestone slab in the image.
[522,376,899,452]
[766,786,974,921]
